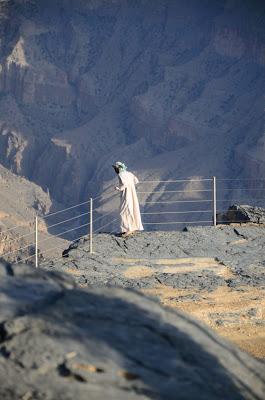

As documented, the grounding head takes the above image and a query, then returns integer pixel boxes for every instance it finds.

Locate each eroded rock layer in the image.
[0,0,265,207]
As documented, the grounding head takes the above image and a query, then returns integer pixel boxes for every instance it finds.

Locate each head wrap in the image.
[112,161,127,172]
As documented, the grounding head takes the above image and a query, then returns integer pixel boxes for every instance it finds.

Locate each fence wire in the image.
[42,200,90,219]
[13,253,35,265]
[1,177,265,266]
[1,241,34,259]
[143,220,212,225]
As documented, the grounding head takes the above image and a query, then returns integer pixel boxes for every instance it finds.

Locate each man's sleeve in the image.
[133,174,139,185]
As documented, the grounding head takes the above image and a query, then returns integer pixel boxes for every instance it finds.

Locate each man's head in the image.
[112,161,127,174]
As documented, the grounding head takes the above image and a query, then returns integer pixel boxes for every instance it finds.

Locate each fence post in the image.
[212,176,217,227]
[35,215,38,268]
[89,197,93,254]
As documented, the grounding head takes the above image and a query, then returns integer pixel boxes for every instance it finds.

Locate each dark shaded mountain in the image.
[0,0,265,209]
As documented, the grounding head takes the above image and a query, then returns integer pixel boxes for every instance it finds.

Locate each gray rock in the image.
[45,226,265,290]
[218,204,265,224]
[0,262,264,399]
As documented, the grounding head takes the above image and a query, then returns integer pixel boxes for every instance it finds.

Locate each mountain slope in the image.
[0,0,265,209]
[0,164,69,261]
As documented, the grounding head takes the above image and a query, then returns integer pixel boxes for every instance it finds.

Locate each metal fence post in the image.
[212,176,217,227]
[35,215,38,267]
[90,197,93,254]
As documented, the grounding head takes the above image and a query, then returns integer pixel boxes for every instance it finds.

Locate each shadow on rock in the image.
[0,264,264,399]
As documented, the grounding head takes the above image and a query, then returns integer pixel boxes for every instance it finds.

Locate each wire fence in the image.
[137,177,215,229]
[1,176,264,267]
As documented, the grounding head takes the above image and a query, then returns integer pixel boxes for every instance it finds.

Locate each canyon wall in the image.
[0,0,264,209]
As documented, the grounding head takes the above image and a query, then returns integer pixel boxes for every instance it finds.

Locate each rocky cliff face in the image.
[0,164,70,262]
[0,0,265,207]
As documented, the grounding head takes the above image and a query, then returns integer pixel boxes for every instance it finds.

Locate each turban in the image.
[112,161,127,172]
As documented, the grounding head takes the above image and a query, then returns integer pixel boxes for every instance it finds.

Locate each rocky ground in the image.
[0,261,265,400]
[43,224,265,359]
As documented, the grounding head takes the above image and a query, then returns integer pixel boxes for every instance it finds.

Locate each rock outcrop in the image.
[218,204,265,224]
[49,225,265,291]
[0,261,264,399]
[44,225,265,358]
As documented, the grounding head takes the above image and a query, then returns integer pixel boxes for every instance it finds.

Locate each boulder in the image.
[0,261,264,400]
[218,204,265,224]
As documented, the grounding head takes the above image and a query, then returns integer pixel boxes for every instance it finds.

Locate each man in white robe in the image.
[113,161,144,237]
